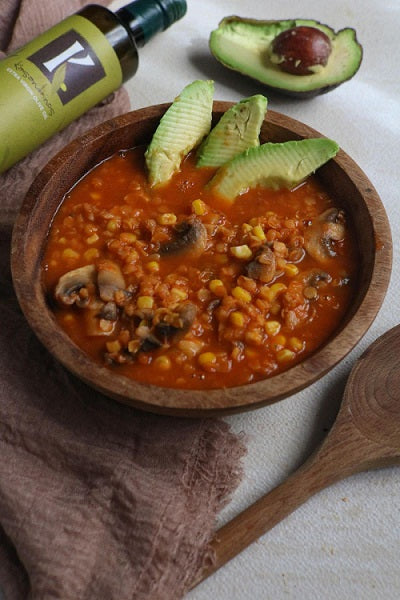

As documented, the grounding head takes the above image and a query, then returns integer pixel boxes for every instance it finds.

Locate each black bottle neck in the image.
[116,0,187,48]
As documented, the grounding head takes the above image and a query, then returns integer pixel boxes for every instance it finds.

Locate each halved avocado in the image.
[209,17,363,98]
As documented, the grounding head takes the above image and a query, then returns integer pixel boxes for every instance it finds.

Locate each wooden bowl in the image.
[11,103,392,417]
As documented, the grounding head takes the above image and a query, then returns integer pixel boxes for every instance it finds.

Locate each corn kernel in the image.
[126,250,139,263]
[178,340,204,357]
[192,199,207,215]
[90,191,101,200]
[232,286,252,303]
[146,260,159,272]
[252,224,266,241]
[284,263,299,277]
[128,339,141,354]
[276,348,295,363]
[154,355,172,370]
[62,248,80,260]
[107,219,120,232]
[231,345,243,361]
[265,320,281,336]
[99,319,114,333]
[244,347,258,359]
[198,352,217,367]
[303,286,318,300]
[230,311,245,327]
[273,334,287,348]
[170,287,188,300]
[289,337,304,352]
[262,282,287,302]
[270,301,281,315]
[230,244,252,260]
[58,237,67,245]
[209,279,226,295]
[86,233,99,245]
[242,223,253,233]
[106,340,121,354]
[137,296,154,309]
[84,248,100,261]
[158,213,177,225]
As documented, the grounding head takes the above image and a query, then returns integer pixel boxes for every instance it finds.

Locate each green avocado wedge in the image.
[196,94,268,168]
[145,80,214,187]
[208,138,339,202]
[209,17,363,98]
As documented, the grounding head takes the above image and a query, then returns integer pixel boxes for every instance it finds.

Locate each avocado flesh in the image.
[209,18,362,98]
[208,138,339,202]
[196,94,268,168]
[145,80,214,187]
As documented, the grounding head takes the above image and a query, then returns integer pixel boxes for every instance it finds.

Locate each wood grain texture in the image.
[194,324,400,584]
[11,103,392,416]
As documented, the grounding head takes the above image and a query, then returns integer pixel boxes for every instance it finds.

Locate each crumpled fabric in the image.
[0,2,246,598]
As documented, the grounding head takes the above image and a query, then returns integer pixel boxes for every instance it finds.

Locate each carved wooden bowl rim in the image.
[11,103,393,417]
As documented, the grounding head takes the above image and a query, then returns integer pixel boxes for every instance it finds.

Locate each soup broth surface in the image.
[43,147,358,389]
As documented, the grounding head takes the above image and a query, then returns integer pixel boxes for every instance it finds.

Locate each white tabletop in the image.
[111,1,400,598]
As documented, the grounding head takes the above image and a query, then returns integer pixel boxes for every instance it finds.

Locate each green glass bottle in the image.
[0,0,187,173]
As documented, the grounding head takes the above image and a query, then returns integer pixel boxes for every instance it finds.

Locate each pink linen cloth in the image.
[0,2,246,598]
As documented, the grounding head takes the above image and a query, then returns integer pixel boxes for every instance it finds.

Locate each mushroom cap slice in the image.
[159,218,207,257]
[246,245,276,283]
[154,302,197,343]
[97,260,126,303]
[54,264,96,307]
[304,208,345,263]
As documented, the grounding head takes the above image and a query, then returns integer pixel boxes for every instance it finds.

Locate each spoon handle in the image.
[194,413,379,585]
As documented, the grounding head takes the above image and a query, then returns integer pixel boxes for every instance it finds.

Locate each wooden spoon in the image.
[194,324,400,585]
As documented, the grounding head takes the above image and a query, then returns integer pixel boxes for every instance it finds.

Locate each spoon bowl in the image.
[196,324,400,584]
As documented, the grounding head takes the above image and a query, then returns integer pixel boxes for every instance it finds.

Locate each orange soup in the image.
[42,147,358,389]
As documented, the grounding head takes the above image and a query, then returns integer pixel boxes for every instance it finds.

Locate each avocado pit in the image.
[270,26,332,76]
[209,17,363,98]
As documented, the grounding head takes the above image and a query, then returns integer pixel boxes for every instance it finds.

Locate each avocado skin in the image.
[209,17,363,99]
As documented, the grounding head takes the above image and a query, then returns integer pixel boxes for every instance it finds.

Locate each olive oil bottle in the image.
[0,0,187,173]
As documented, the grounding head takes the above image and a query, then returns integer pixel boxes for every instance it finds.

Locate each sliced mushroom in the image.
[140,334,163,353]
[97,260,126,303]
[304,208,345,263]
[246,245,276,283]
[154,302,197,343]
[159,218,207,257]
[55,264,96,307]
[84,309,116,336]
[300,268,332,288]
[98,301,119,321]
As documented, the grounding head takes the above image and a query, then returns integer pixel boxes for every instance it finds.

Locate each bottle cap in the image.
[117,0,187,46]
[158,0,187,29]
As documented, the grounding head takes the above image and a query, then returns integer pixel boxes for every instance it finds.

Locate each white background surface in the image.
[111,1,400,598]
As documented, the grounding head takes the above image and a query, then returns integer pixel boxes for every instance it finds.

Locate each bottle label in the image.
[0,15,123,173]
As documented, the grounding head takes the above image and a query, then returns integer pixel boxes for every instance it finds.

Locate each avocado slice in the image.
[208,138,339,201]
[145,80,214,187]
[209,17,362,98]
[196,94,268,168]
